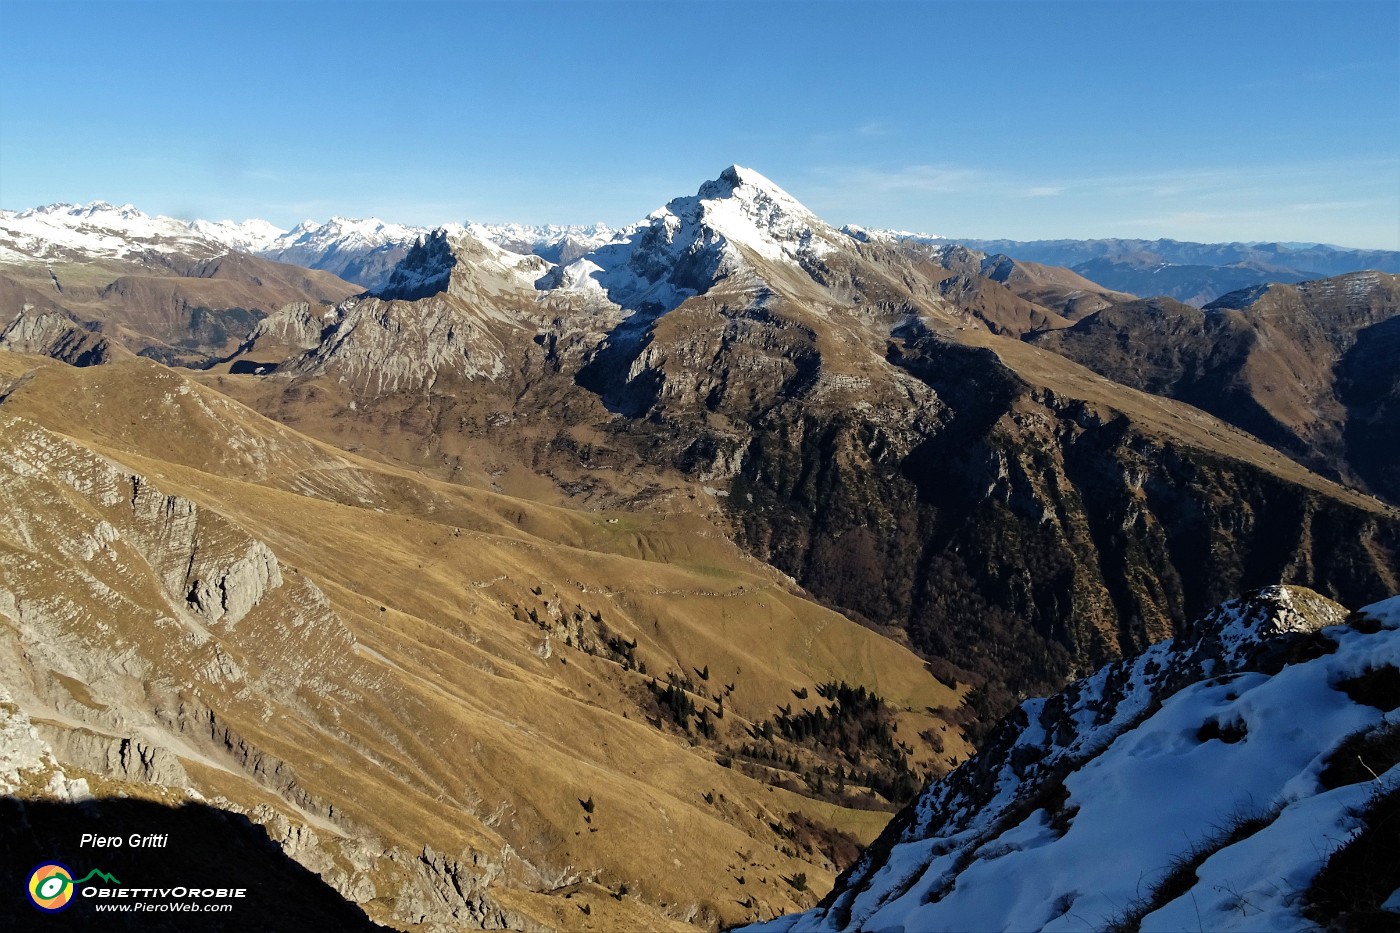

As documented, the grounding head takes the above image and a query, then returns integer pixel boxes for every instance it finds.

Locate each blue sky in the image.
[2,0,1397,248]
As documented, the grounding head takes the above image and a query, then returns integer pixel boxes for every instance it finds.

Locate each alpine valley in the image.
[1,167,1397,931]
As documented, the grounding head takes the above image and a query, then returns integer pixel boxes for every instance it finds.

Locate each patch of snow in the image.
[744,586,1400,933]
[841,225,946,244]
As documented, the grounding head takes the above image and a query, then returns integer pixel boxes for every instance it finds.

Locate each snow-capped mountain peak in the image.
[539,165,842,314]
[687,163,838,262]
[698,163,805,210]
[0,200,248,263]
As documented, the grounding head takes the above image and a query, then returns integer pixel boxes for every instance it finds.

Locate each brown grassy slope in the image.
[0,352,965,931]
[0,253,360,365]
[1029,272,1400,501]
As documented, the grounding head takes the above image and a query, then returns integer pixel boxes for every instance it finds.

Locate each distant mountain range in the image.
[943,236,1400,306]
[9,165,1392,692]
[7,201,1396,307]
[0,201,625,292]
[2,167,1398,931]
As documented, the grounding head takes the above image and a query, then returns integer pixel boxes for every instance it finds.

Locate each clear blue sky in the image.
[2,0,1397,248]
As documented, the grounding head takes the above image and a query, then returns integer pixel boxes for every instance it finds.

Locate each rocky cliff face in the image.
[724,327,1400,705]
[0,414,534,930]
[0,692,535,931]
[746,586,1400,932]
[216,168,1400,717]
[0,306,117,366]
[280,229,554,393]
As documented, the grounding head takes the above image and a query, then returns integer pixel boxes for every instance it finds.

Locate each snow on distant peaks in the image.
[842,224,947,245]
[467,222,629,265]
[2,168,924,302]
[191,217,287,253]
[0,200,245,263]
[270,216,427,253]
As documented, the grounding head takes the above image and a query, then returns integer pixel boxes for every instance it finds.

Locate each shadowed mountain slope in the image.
[204,168,1400,721]
[1031,271,1400,504]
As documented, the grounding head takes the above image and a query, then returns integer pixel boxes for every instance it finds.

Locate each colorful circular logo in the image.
[27,862,76,912]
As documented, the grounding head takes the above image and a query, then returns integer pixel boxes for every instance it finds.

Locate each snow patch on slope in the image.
[746,585,1398,933]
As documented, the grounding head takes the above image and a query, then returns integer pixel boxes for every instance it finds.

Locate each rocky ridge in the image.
[0,412,537,929]
[747,585,1400,932]
[1032,270,1400,504]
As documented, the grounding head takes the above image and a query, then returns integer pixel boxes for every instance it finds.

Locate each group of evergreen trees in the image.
[749,681,923,804]
[647,671,722,737]
[603,631,643,672]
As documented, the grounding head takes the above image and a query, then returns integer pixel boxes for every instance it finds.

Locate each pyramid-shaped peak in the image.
[588,164,841,273]
[720,164,777,189]
[698,165,809,210]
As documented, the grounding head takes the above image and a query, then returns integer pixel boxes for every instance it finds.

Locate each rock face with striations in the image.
[0,306,118,366]
[0,411,532,931]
